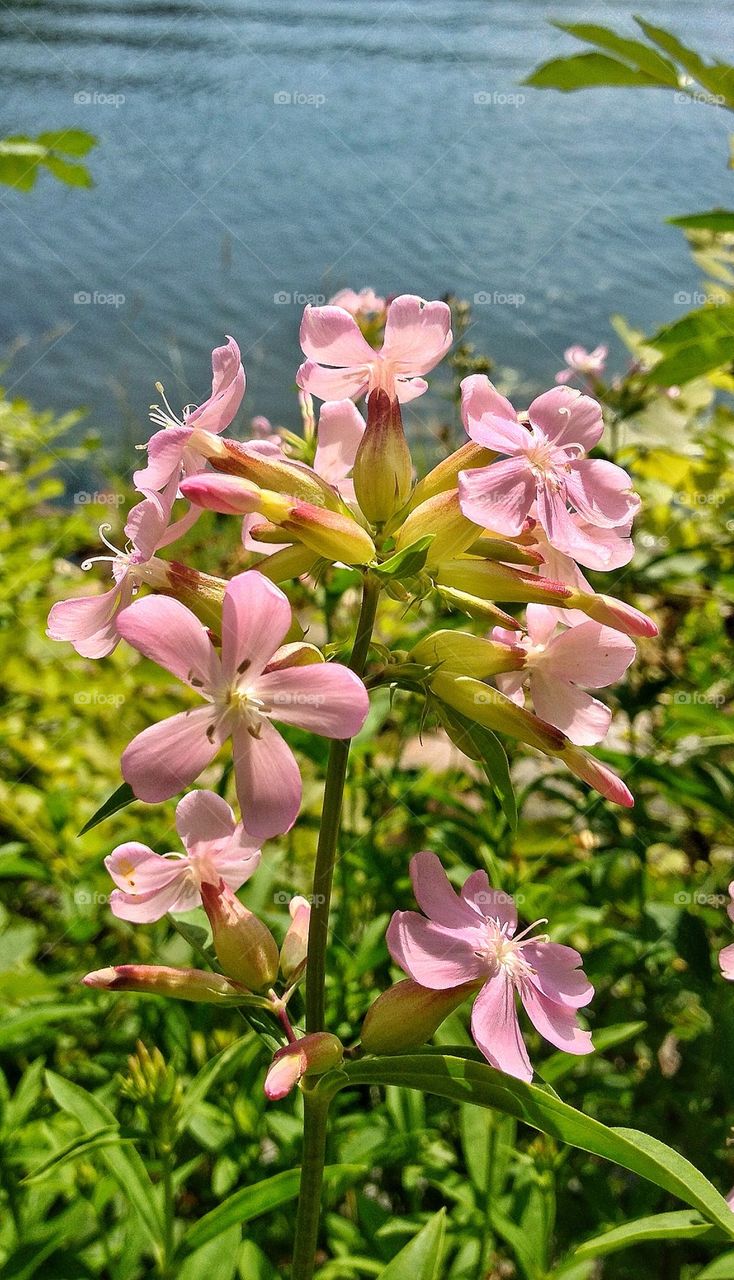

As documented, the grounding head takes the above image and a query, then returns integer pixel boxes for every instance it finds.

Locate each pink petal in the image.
[221,571,291,684]
[562,746,634,807]
[381,295,452,373]
[462,872,517,934]
[231,719,302,840]
[535,485,584,554]
[522,941,593,1009]
[470,974,532,1081]
[105,842,184,893]
[720,943,734,981]
[175,789,236,851]
[494,671,527,706]
[571,521,634,572]
[529,673,612,745]
[109,875,193,923]
[187,336,246,434]
[458,457,535,535]
[254,663,369,738]
[47,582,126,659]
[386,911,483,989]
[124,492,169,560]
[296,360,369,403]
[566,459,641,528]
[314,400,365,483]
[545,622,636,688]
[299,305,376,366]
[117,595,221,691]
[133,427,192,492]
[520,984,594,1056]
[409,851,482,930]
[460,375,526,452]
[524,604,558,647]
[528,386,604,451]
[394,376,429,403]
[122,707,225,803]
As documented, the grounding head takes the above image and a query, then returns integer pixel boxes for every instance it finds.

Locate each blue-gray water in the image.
[1,1,729,457]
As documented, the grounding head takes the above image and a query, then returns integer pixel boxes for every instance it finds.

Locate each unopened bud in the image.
[278,501,376,566]
[557,745,634,807]
[411,629,524,678]
[435,585,522,631]
[200,881,279,991]
[180,473,279,517]
[353,389,413,524]
[566,591,658,638]
[212,440,344,512]
[82,964,253,1004]
[256,544,320,583]
[280,895,311,984]
[264,1032,343,1100]
[140,559,227,631]
[437,557,573,606]
[394,489,481,567]
[466,537,544,567]
[430,670,567,753]
[409,442,495,508]
[361,979,479,1054]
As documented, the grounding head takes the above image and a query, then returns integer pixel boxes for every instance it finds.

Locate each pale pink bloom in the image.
[46,486,197,658]
[106,790,260,923]
[250,414,283,444]
[458,376,640,559]
[328,287,386,319]
[492,604,636,745]
[387,852,594,1082]
[719,883,734,980]
[117,570,369,840]
[297,293,452,404]
[134,336,245,493]
[526,516,634,627]
[556,344,608,385]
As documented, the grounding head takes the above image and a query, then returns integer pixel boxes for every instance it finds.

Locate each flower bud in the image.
[411,629,524,678]
[278,501,376,566]
[566,591,658,638]
[435,585,522,631]
[361,979,479,1054]
[212,440,344,512]
[430,670,567,753]
[264,1032,344,1100]
[556,745,634,807]
[140,560,227,632]
[394,489,481,568]
[353,389,413,524]
[437,557,573,606]
[180,473,282,517]
[280,895,311,984]
[82,965,253,1004]
[256,544,320,583]
[466,537,544,567]
[409,442,494,508]
[200,881,279,991]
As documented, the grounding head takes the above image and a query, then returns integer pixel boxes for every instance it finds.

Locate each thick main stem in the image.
[291,572,380,1280]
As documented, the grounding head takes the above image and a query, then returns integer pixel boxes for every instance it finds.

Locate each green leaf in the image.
[23,1125,134,1184]
[45,1070,163,1247]
[379,1209,446,1278]
[178,1226,240,1280]
[36,129,96,157]
[437,705,517,828]
[633,18,734,108]
[574,1210,722,1260]
[180,1169,301,1253]
[0,1002,94,1052]
[340,1052,734,1236]
[552,22,679,84]
[525,52,663,92]
[183,1035,262,1121]
[373,536,435,582]
[79,781,136,835]
[668,209,734,232]
[42,155,93,188]
[699,1253,734,1278]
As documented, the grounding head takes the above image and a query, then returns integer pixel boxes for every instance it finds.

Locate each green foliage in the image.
[0,131,96,190]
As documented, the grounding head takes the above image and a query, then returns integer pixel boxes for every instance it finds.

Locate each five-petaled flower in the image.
[106,790,260,922]
[458,376,640,563]
[297,293,452,403]
[556,343,608,385]
[116,570,369,840]
[492,604,636,745]
[387,851,594,1082]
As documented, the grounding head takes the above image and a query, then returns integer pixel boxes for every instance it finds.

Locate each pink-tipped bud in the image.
[212,440,344,511]
[431,670,567,753]
[181,473,277,517]
[200,881,279,991]
[353,389,413,524]
[142,560,228,632]
[361,979,479,1054]
[280,895,311,984]
[437,557,573,606]
[279,501,376,566]
[558,745,634,808]
[393,489,481,567]
[411,630,524,679]
[82,964,252,1004]
[409,442,495,508]
[568,591,658,638]
[264,1032,343,1101]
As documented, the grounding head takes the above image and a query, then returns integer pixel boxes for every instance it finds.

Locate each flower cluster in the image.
[50,290,658,1084]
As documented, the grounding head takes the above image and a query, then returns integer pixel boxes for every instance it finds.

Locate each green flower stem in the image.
[291,571,380,1280]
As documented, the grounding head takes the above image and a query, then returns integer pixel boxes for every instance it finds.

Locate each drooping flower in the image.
[116,570,369,839]
[719,883,734,980]
[105,790,260,922]
[491,604,636,745]
[46,486,198,658]
[264,1032,344,1101]
[555,343,608,385]
[134,336,245,493]
[297,293,452,404]
[458,376,640,560]
[387,852,594,1082]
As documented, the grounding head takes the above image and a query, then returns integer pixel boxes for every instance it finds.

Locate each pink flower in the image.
[492,604,636,745]
[556,344,608,385]
[106,790,260,922]
[134,336,245,493]
[297,294,452,404]
[328,287,386,320]
[117,570,369,840]
[458,376,640,559]
[387,852,594,1082]
[720,883,734,980]
[46,486,197,658]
